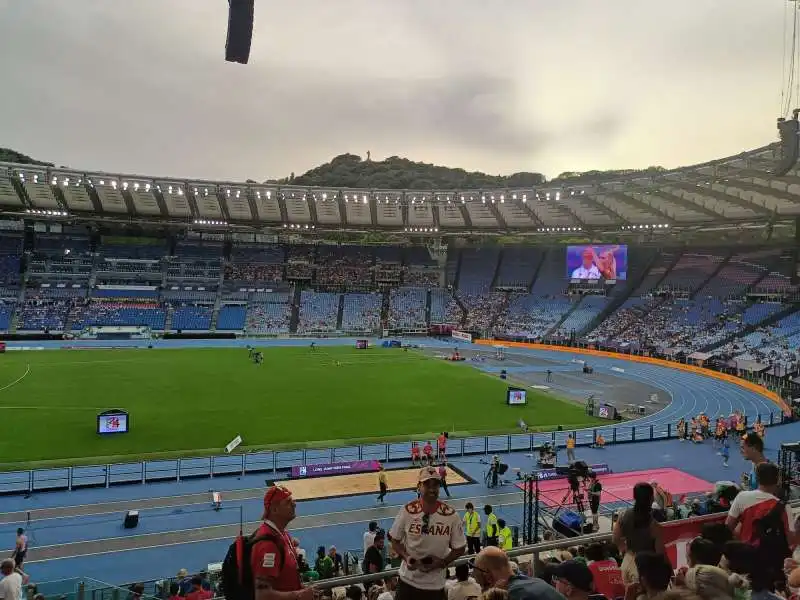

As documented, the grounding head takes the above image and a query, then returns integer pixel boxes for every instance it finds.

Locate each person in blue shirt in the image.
[721,437,730,468]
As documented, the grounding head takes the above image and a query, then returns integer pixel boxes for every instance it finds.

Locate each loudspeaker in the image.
[225,0,255,64]
[124,510,139,529]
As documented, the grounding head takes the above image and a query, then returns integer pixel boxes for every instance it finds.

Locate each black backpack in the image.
[754,500,791,574]
[220,530,286,600]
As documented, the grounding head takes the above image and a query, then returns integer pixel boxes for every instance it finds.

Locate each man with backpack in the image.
[221,485,316,600]
[726,462,796,587]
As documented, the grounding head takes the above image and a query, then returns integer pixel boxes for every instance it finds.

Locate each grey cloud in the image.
[0,0,788,181]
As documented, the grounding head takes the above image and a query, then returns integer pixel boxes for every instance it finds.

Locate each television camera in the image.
[535,443,557,468]
[554,461,593,512]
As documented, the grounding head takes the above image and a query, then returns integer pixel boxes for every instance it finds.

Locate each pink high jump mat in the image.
[515,467,714,507]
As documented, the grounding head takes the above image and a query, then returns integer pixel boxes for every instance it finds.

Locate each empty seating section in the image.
[171,305,213,330]
[656,251,726,294]
[29,286,87,299]
[404,246,436,267]
[341,293,381,331]
[630,251,679,297]
[28,254,93,279]
[445,252,459,288]
[530,251,566,296]
[0,302,14,331]
[217,305,247,330]
[495,248,540,288]
[0,234,23,286]
[555,296,609,335]
[163,289,217,303]
[35,235,91,255]
[498,295,572,339]
[752,252,797,294]
[457,248,499,292]
[71,301,166,330]
[174,241,223,259]
[698,249,777,298]
[389,287,427,328]
[429,289,460,324]
[100,240,167,259]
[298,291,339,332]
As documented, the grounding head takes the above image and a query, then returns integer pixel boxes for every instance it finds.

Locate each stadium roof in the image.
[1,143,799,236]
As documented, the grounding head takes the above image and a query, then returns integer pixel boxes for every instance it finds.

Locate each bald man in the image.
[470,547,565,600]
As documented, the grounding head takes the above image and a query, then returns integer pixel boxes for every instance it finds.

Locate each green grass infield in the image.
[0,345,602,470]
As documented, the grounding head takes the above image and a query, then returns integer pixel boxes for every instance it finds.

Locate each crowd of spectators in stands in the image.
[224,263,284,283]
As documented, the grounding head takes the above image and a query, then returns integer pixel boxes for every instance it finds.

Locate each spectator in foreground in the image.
[687,538,722,568]
[680,566,734,600]
[726,462,793,584]
[612,483,664,585]
[584,543,624,600]
[250,486,315,600]
[470,546,565,600]
[0,559,22,600]
[448,563,481,600]
[551,560,593,600]
[185,576,212,600]
[389,466,466,600]
[630,552,673,600]
[740,433,767,491]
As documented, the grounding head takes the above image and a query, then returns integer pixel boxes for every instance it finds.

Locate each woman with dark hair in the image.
[612,482,664,585]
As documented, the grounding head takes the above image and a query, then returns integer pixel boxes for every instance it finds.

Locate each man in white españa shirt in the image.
[389,466,467,600]
[571,248,601,280]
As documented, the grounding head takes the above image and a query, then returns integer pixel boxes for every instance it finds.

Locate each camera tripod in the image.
[550,478,586,519]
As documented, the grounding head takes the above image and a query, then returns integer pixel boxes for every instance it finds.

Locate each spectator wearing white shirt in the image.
[571,248,601,280]
[389,466,467,600]
[0,559,22,600]
[447,563,481,600]
[364,521,379,555]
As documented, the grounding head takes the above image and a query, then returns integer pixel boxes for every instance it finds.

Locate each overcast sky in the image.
[0,0,792,182]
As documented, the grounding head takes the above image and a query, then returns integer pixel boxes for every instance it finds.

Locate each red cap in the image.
[263,485,292,517]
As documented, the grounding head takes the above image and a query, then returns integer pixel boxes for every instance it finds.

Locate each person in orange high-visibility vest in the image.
[566,434,576,463]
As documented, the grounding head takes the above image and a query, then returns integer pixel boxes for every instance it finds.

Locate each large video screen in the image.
[566,245,628,281]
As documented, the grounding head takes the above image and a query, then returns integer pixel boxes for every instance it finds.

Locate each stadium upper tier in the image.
[2,144,800,232]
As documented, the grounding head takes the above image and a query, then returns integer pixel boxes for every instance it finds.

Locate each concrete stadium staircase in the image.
[289,287,301,333]
[336,294,344,329]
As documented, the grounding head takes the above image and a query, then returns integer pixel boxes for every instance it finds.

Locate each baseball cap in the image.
[418,466,441,483]
[553,560,593,592]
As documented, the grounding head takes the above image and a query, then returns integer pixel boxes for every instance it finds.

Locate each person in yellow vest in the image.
[463,502,482,554]
[566,434,576,463]
[483,504,499,547]
[497,518,513,550]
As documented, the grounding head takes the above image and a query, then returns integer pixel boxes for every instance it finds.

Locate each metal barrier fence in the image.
[0,409,784,495]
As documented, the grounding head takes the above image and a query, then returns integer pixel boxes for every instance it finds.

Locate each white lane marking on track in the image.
[0,364,30,394]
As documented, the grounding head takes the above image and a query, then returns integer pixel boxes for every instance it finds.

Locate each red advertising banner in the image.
[0,342,5,353]
[661,513,727,569]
